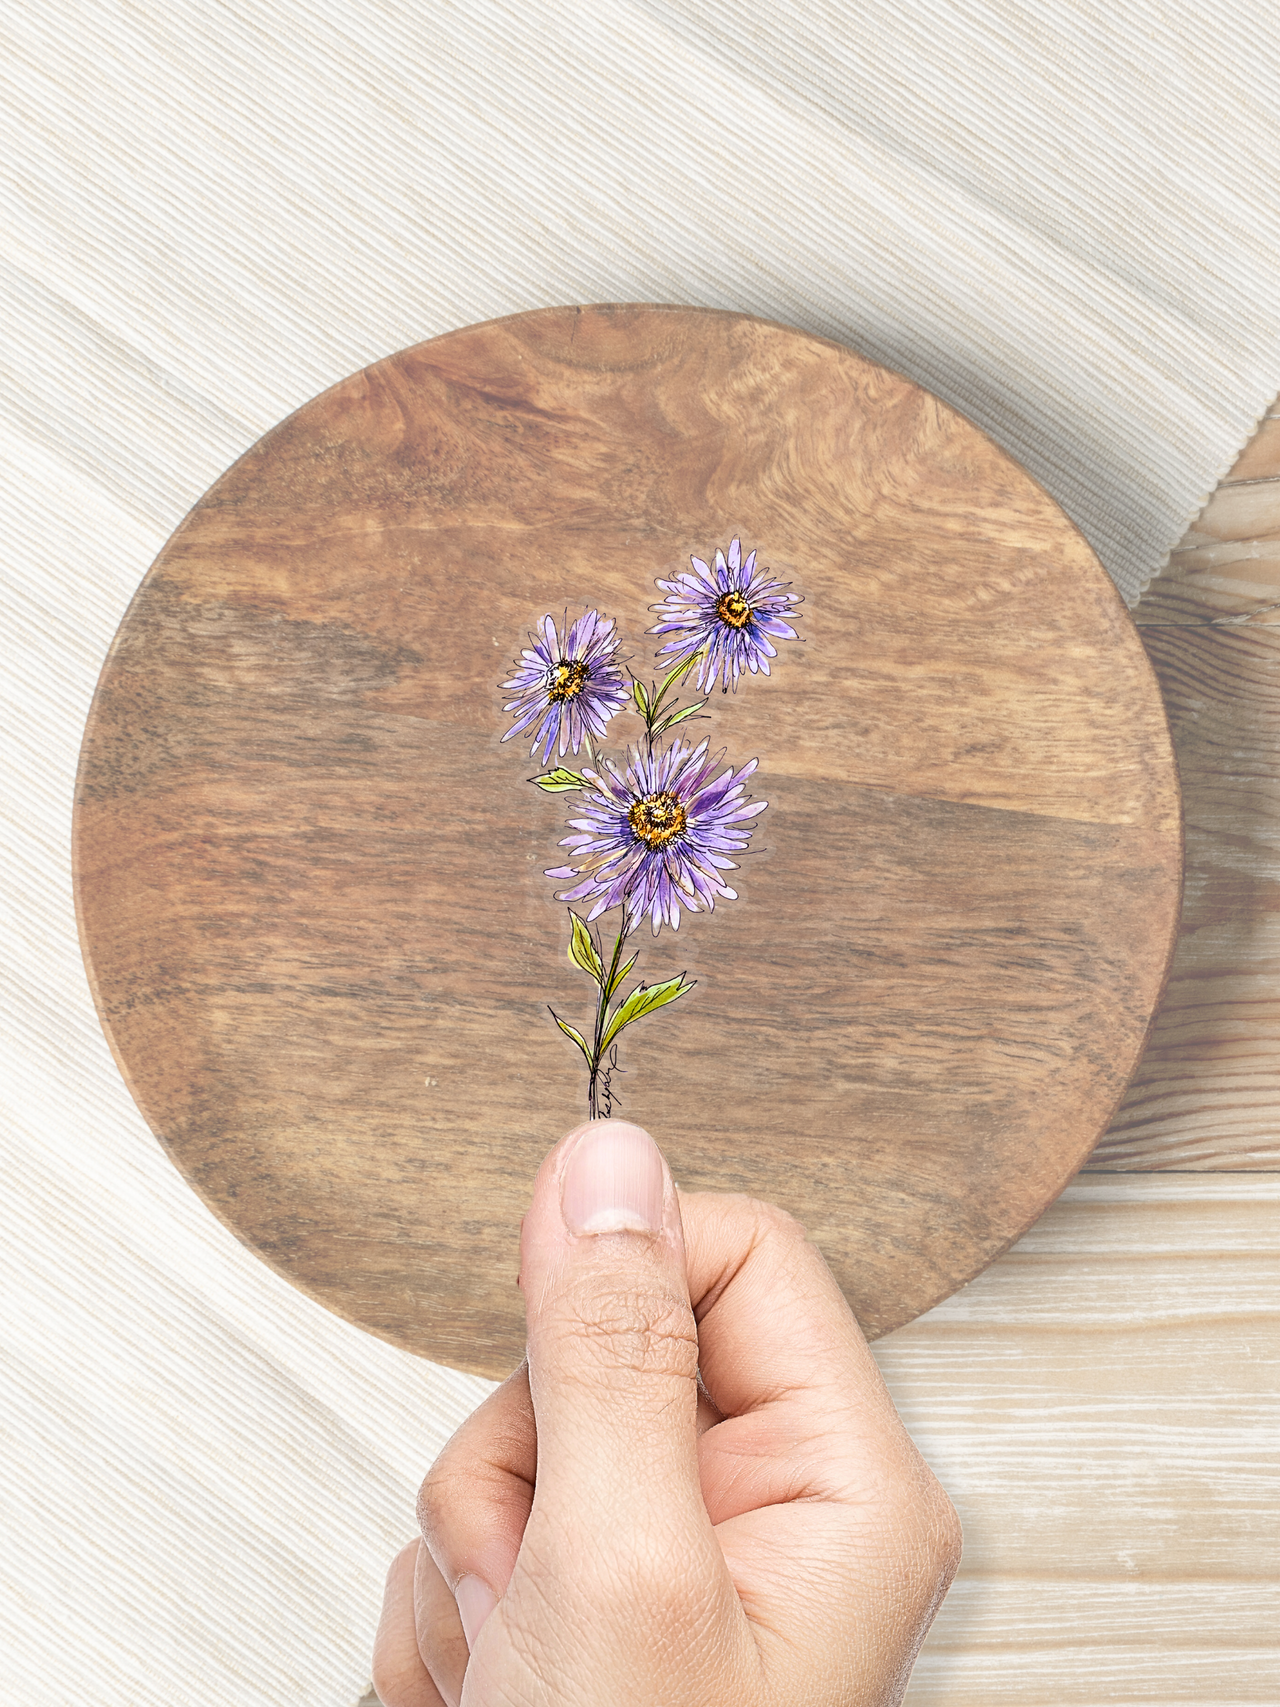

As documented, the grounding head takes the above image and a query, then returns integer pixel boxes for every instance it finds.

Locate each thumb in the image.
[519,1120,707,1543]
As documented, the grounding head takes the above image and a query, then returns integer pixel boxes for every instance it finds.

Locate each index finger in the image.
[680,1193,920,1502]
[681,1193,962,1702]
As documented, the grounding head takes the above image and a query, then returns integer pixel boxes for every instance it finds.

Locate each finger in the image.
[684,1191,890,1418]
[681,1191,922,1515]
[412,1542,469,1707]
[370,1542,447,1707]
[518,1120,708,1528]
[679,1192,962,1694]
[696,1366,726,1435]
[416,1362,536,1644]
[510,1120,752,1697]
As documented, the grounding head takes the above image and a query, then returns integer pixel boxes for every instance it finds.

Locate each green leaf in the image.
[600,973,694,1053]
[529,767,588,792]
[632,678,650,716]
[549,1008,594,1065]
[605,950,638,999]
[658,649,699,696]
[652,699,707,735]
[567,913,605,983]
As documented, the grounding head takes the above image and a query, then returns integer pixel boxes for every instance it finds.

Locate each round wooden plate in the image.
[74,305,1181,1378]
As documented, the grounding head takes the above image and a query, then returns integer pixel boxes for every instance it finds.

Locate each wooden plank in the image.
[1093,392,1280,1167]
[1133,541,1280,628]
[1133,396,1280,626]
[1178,480,1280,547]
[1222,414,1280,484]
[1093,623,1280,1167]
[910,1639,1279,1706]
[914,1584,1280,1707]
[881,1177,1280,1705]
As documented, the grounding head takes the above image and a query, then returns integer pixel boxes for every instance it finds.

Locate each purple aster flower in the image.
[546,737,766,936]
[649,537,801,693]
[501,610,630,766]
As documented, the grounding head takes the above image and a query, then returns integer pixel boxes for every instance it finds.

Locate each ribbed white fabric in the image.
[2,2,1277,1702]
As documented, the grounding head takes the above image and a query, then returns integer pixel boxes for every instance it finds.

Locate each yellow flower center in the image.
[548,657,589,702]
[715,589,752,629]
[628,791,688,850]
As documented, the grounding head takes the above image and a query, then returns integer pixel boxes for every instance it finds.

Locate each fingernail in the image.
[561,1120,665,1235]
[455,1574,497,1652]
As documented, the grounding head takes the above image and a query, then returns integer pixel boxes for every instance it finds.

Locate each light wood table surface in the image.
[885,408,1280,1705]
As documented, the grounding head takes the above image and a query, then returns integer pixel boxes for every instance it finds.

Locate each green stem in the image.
[587,916,631,1120]
[642,649,702,757]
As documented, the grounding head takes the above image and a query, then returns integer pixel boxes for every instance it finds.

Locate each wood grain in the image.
[1095,395,1280,1166]
[885,1175,1280,1706]
[73,305,1182,1376]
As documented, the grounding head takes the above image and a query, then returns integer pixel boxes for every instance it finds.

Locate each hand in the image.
[372,1119,961,1706]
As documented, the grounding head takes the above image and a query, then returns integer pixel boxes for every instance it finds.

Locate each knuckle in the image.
[729,1195,808,1252]
[368,1650,417,1707]
[929,1484,965,1578]
[619,1546,718,1631]
[749,1197,807,1241]
[561,1281,700,1385]
[415,1455,466,1544]
[890,1466,964,1589]
[569,1529,717,1636]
